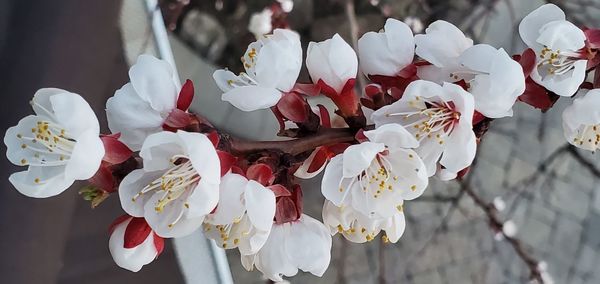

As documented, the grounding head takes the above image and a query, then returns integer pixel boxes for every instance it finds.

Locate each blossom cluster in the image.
[4,3,600,281]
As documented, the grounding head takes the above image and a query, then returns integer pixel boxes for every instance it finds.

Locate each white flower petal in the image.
[212,69,240,92]
[254,29,302,92]
[222,85,282,112]
[244,180,276,231]
[177,131,221,184]
[386,148,429,200]
[129,54,178,112]
[531,60,587,97]
[358,18,414,76]
[519,4,565,50]
[106,83,164,151]
[119,169,164,217]
[186,178,220,218]
[383,212,406,243]
[254,225,298,282]
[207,173,247,225]
[439,120,476,177]
[144,192,205,238]
[537,20,586,52]
[321,155,352,206]
[307,34,358,93]
[363,123,419,149]
[8,167,73,198]
[64,129,104,180]
[47,91,99,137]
[342,142,385,177]
[109,217,158,272]
[414,20,473,67]
[285,215,332,277]
[139,131,184,171]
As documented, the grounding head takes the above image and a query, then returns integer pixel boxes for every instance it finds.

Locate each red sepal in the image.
[316,104,331,128]
[247,164,275,186]
[124,217,152,249]
[472,111,486,125]
[518,79,559,111]
[153,233,165,256]
[291,184,303,219]
[217,150,236,177]
[327,143,351,155]
[457,167,470,180]
[276,92,309,123]
[163,109,192,129]
[207,131,220,147]
[307,146,330,173]
[89,165,117,192]
[355,129,368,143]
[177,79,194,111]
[585,29,600,49]
[268,184,291,197]
[100,134,133,165]
[316,79,337,97]
[514,48,536,78]
[231,165,245,176]
[275,196,297,224]
[396,63,418,78]
[270,106,287,135]
[108,215,131,235]
[291,83,321,96]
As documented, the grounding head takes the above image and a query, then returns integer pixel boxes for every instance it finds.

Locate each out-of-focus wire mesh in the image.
[157,0,600,283]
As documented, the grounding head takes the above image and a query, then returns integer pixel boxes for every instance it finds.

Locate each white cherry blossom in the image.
[213,29,302,111]
[562,89,600,151]
[203,173,276,255]
[240,214,332,282]
[119,130,220,238]
[321,124,428,219]
[358,18,414,77]
[519,4,587,97]
[306,34,358,94]
[415,21,524,118]
[372,80,476,180]
[109,216,163,272]
[4,88,104,198]
[106,55,182,151]
[322,200,405,244]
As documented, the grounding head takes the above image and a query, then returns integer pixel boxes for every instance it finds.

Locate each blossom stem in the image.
[225,127,365,156]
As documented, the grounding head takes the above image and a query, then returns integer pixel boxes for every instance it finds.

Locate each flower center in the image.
[385,96,460,144]
[537,46,582,76]
[572,125,600,151]
[133,157,200,227]
[16,120,75,169]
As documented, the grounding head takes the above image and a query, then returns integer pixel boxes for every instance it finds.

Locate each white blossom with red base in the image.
[562,89,600,151]
[372,80,476,180]
[108,215,164,272]
[321,124,428,219]
[213,29,302,112]
[118,130,220,238]
[240,214,331,282]
[203,172,276,255]
[519,4,587,97]
[4,88,104,198]
[106,55,195,151]
[415,21,525,118]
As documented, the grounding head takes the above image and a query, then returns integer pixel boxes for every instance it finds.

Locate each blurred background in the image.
[2,0,600,283]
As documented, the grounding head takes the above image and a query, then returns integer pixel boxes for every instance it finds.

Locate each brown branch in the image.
[459,181,544,283]
[225,127,357,156]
